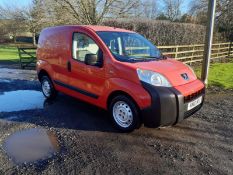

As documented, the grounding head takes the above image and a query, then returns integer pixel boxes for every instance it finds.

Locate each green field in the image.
[195,62,233,89]
[0,45,19,62]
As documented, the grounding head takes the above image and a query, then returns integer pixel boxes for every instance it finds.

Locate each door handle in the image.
[67,61,71,72]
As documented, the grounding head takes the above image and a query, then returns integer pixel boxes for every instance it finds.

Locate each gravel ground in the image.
[0,67,232,175]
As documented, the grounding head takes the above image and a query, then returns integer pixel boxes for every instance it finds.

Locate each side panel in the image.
[37,27,71,84]
[100,78,151,110]
[53,78,151,110]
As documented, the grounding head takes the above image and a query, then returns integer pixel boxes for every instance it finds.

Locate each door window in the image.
[72,33,99,61]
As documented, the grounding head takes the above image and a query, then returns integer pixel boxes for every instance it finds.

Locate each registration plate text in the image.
[187,96,202,111]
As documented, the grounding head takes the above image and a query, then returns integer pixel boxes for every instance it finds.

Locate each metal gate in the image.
[18,47,37,69]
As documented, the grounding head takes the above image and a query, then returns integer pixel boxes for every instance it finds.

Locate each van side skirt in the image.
[53,80,99,99]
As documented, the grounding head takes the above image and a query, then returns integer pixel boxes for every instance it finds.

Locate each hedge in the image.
[102,19,225,46]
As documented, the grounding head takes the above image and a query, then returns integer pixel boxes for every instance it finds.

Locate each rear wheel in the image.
[41,76,57,99]
[109,95,140,132]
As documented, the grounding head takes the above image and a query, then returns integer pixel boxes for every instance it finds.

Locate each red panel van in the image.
[36,25,205,132]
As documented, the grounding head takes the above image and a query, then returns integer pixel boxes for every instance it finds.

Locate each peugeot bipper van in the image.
[37,25,205,132]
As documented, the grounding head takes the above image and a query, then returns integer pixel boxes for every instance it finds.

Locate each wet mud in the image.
[0,68,232,174]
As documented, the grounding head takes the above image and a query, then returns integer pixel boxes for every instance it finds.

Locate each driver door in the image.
[68,32,106,101]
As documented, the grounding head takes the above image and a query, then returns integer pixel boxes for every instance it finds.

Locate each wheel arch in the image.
[38,69,51,82]
[107,90,141,112]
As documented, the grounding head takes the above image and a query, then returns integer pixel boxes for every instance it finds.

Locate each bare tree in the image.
[24,0,49,45]
[109,0,141,18]
[0,0,49,45]
[189,0,208,15]
[189,0,233,38]
[139,0,158,19]
[216,0,233,38]
[163,0,183,21]
[50,0,140,25]
[0,0,141,44]
[0,4,27,42]
[188,0,207,24]
[43,0,75,25]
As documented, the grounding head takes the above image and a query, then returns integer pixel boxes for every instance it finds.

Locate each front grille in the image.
[184,88,205,103]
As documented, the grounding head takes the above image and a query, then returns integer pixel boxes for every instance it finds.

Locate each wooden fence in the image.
[16,42,232,69]
[157,42,232,64]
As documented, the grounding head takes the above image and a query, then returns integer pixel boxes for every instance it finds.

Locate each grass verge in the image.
[0,44,19,62]
[195,62,233,89]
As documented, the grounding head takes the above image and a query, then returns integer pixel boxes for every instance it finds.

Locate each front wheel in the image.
[41,76,57,99]
[109,95,141,132]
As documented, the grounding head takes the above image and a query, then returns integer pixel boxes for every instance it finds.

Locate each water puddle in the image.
[0,90,44,112]
[3,128,60,164]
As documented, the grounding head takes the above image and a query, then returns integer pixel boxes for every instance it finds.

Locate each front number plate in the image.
[187,96,202,111]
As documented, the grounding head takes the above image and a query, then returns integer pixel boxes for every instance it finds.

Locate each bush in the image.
[0,37,12,43]
[102,19,224,46]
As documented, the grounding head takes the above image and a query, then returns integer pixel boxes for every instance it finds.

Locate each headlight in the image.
[137,68,171,87]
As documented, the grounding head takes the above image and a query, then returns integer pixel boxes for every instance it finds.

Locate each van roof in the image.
[83,25,134,33]
[45,25,135,33]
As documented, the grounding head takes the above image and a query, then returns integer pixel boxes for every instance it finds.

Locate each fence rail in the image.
[157,42,232,64]
[16,42,232,69]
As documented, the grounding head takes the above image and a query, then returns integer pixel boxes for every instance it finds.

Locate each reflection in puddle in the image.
[4,115,20,121]
[0,90,44,112]
[0,79,11,83]
[3,128,60,164]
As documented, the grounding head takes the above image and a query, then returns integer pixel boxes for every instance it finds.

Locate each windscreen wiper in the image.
[127,56,165,62]
[143,55,166,60]
[128,57,150,62]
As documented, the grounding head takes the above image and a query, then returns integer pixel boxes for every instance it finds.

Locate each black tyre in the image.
[109,95,141,132]
[41,76,57,99]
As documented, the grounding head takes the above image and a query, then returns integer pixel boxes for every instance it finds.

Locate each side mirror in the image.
[84,49,103,67]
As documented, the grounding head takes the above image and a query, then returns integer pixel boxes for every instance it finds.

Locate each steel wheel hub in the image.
[42,80,51,97]
[113,101,133,128]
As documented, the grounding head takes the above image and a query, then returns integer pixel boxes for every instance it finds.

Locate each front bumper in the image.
[141,82,205,128]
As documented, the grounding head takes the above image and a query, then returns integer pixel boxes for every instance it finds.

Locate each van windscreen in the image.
[97,31,163,62]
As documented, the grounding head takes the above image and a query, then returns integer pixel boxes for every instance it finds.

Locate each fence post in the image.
[17,47,23,69]
[190,45,195,65]
[229,42,232,57]
[175,46,178,59]
[217,43,220,59]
